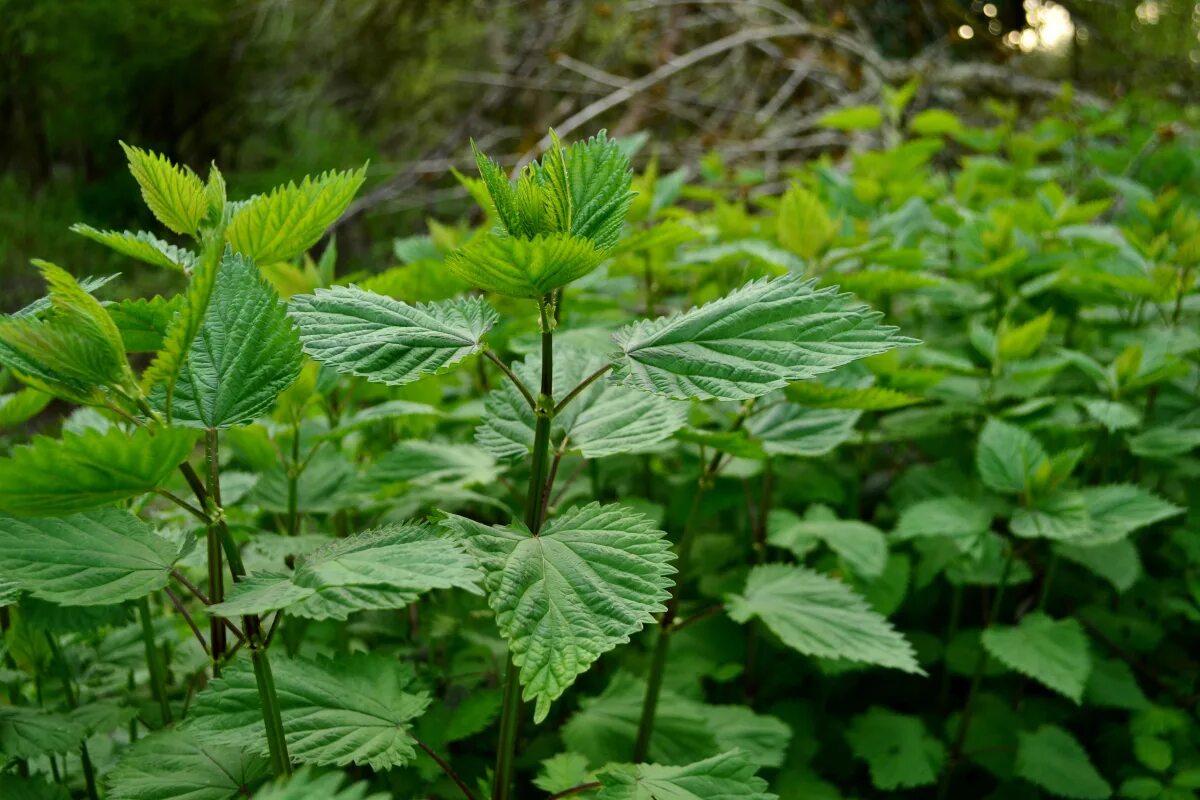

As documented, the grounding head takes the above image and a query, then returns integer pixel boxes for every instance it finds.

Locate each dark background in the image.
[1,0,1195,308]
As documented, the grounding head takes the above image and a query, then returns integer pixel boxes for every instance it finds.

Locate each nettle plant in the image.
[0,130,921,799]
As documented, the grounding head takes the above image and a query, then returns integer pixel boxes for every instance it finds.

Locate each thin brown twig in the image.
[171,569,211,605]
[164,586,209,655]
[547,782,603,800]
[414,736,478,800]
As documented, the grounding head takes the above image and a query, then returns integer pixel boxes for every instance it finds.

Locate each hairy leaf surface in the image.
[611,274,916,401]
[726,564,921,673]
[443,503,675,722]
[0,508,183,605]
[982,612,1091,702]
[0,426,198,515]
[596,750,778,800]
[105,730,271,800]
[289,287,496,385]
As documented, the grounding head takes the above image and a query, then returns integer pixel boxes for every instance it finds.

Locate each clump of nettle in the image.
[0,132,919,799]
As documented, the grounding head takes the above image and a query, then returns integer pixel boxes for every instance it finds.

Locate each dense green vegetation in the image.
[0,86,1198,800]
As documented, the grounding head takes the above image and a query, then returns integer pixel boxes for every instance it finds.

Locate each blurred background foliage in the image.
[1,0,1196,309]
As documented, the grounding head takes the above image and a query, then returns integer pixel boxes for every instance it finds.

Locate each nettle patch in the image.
[0,96,1198,800]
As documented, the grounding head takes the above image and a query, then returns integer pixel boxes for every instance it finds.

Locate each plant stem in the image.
[939,543,1014,799]
[495,295,557,800]
[548,782,603,800]
[633,483,706,761]
[137,597,172,724]
[45,633,98,800]
[553,363,612,414]
[250,636,291,776]
[484,348,537,410]
[286,421,301,536]
[187,439,290,775]
[634,400,754,760]
[415,736,478,800]
[205,430,227,674]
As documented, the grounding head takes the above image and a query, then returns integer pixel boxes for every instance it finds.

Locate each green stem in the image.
[634,400,754,760]
[250,638,291,776]
[939,543,1015,799]
[633,484,706,761]
[205,430,226,675]
[495,296,556,800]
[286,421,300,536]
[137,597,172,724]
[45,633,99,800]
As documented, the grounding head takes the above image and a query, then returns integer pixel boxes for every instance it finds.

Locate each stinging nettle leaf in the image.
[0,508,183,605]
[446,232,608,298]
[1016,725,1112,799]
[225,165,367,264]
[120,142,209,237]
[251,767,387,800]
[982,612,1091,703]
[289,287,497,386]
[210,522,482,621]
[442,502,676,722]
[159,250,303,428]
[845,707,946,790]
[184,653,429,770]
[105,729,271,800]
[0,425,199,516]
[726,564,922,674]
[596,750,778,800]
[611,273,918,401]
[976,417,1046,495]
[71,225,193,272]
[0,706,86,760]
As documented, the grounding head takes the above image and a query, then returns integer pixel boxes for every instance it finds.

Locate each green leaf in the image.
[596,750,778,800]
[108,295,185,353]
[0,706,86,759]
[563,672,718,767]
[226,165,367,264]
[535,753,594,794]
[726,564,922,673]
[767,510,887,579]
[210,523,481,620]
[0,388,51,428]
[819,105,882,130]
[71,225,193,271]
[982,612,1091,702]
[611,274,916,401]
[184,653,429,770]
[160,250,302,428]
[777,183,835,259]
[442,503,675,722]
[141,234,226,403]
[0,773,69,800]
[0,508,183,605]
[1085,657,1150,711]
[1057,539,1141,593]
[251,768,387,800]
[976,418,1046,495]
[784,380,920,410]
[1076,484,1182,545]
[745,403,860,457]
[0,261,136,406]
[106,730,271,800]
[1016,725,1112,799]
[559,130,636,249]
[1080,398,1141,432]
[893,496,991,554]
[0,425,199,516]
[288,287,496,386]
[998,311,1054,362]
[446,232,608,298]
[1011,490,1092,541]
[706,705,792,769]
[120,142,209,237]
[845,707,946,790]
[364,441,499,489]
[477,341,687,459]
